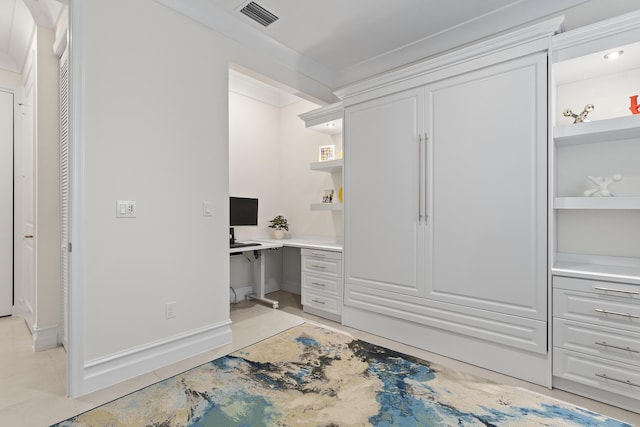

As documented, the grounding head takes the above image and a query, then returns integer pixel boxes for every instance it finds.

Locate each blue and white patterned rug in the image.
[54,323,632,426]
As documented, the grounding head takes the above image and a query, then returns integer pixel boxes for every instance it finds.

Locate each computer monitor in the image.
[230,197,258,226]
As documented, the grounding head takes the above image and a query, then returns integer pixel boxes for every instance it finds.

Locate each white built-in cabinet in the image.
[339,18,558,386]
[345,89,426,297]
[301,248,343,322]
[550,12,640,412]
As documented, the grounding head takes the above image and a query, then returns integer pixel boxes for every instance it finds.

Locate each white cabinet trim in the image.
[335,17,562,104]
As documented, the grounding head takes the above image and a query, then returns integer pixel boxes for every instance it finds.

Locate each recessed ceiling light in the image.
[604,50,624,60]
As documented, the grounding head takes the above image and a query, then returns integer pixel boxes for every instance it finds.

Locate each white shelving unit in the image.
[550,13,640,412]
[310,159,343,173]
[554,196,640,209]
[309,156,342,212]
[552,117,640,278]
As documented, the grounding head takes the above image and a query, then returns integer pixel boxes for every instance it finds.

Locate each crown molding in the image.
[552,9,640,62]
[298,102,343,128]
[334,16,563,102]
[155,0,587,90]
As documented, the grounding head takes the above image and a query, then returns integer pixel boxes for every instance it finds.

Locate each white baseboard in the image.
[82,320,231,395]
[32,323,60,351]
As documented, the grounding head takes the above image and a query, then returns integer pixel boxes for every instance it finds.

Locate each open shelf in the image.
[310,159,343,173]
[553,253,640,285]
[310,203,343,211]
[553,262,640,285]
[554,115,640,146]
[554,196,640,209]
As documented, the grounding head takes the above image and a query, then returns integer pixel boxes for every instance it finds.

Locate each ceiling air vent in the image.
[240,1,279,27]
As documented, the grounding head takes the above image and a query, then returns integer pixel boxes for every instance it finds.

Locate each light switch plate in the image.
[202,201,213,217]
[116,200,136,218]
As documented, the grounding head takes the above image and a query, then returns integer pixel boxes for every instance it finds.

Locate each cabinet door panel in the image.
[427,53,547,320]
[345,88,426,296]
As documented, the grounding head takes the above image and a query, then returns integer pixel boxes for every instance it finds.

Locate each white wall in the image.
[76,0,334,394]
[228,91,281,242]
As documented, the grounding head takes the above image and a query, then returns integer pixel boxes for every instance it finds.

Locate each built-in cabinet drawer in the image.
[555,276,640,298]
[302,289,341,315]
[554,319,640,366]
[552,276,640,411]
[303,273,341,293]
[553,288,640,333]
[302,256,341,276]
[554,348,640,401]
[301,248,342,322]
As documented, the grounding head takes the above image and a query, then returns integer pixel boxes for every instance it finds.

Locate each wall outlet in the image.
[165,301,176,319]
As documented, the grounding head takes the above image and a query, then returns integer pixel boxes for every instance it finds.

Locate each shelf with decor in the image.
[310,159,343,173]
[310,203,342,211]
[554,115,640,146]
[554,196,640,209]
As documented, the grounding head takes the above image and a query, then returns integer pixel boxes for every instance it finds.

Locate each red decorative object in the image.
[629,95,640,114]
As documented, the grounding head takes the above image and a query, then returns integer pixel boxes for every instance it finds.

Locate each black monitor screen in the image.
[230,197,258,226]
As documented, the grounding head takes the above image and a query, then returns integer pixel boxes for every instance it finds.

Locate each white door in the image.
[0,90,13,317]
[21,62,35,327]
[426,52,548,321]
[344,88,427,298]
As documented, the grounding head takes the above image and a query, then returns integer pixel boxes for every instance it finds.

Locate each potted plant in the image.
[268,215,289,239]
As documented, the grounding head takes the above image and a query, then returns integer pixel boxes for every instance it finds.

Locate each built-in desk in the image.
[230,237,342,310]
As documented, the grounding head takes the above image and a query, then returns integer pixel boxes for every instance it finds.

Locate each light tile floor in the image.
[1,290,639,426]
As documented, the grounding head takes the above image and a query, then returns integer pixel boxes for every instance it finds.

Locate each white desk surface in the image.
[229,237,342,254]
[259,237,342,252]
[229,241,282,254]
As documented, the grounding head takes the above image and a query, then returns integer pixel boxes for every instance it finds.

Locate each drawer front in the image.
[554,319,640,367]
[303,256,341,276]
[554,348,640,400]
[554,276,640,301]
[303,273,341,294]
[301,248,342,261]
[302,289,341,315]
[553,289,640,333]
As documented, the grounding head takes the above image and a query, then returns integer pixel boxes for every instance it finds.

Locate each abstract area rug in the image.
[54,323,632,426]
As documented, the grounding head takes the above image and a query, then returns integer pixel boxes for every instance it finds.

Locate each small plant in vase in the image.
[268,215,289,239]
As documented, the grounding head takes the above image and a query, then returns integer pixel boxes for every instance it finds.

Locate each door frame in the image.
[67,0,87,398]
[0,89,14,317]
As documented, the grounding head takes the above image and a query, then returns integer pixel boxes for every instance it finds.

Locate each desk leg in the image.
[254,250,279,309]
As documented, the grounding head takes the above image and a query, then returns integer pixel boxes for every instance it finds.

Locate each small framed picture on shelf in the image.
[319,145,335,162]
[322,189,334,204]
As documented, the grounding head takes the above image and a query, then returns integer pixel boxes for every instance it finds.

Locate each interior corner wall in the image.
[228,91,281,242]
[78,0,335,393]
[228,94,343,241]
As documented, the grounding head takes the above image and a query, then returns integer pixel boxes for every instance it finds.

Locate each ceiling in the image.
[4,1,640,91]
[156,0,640,89]
[0,0,64,73]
